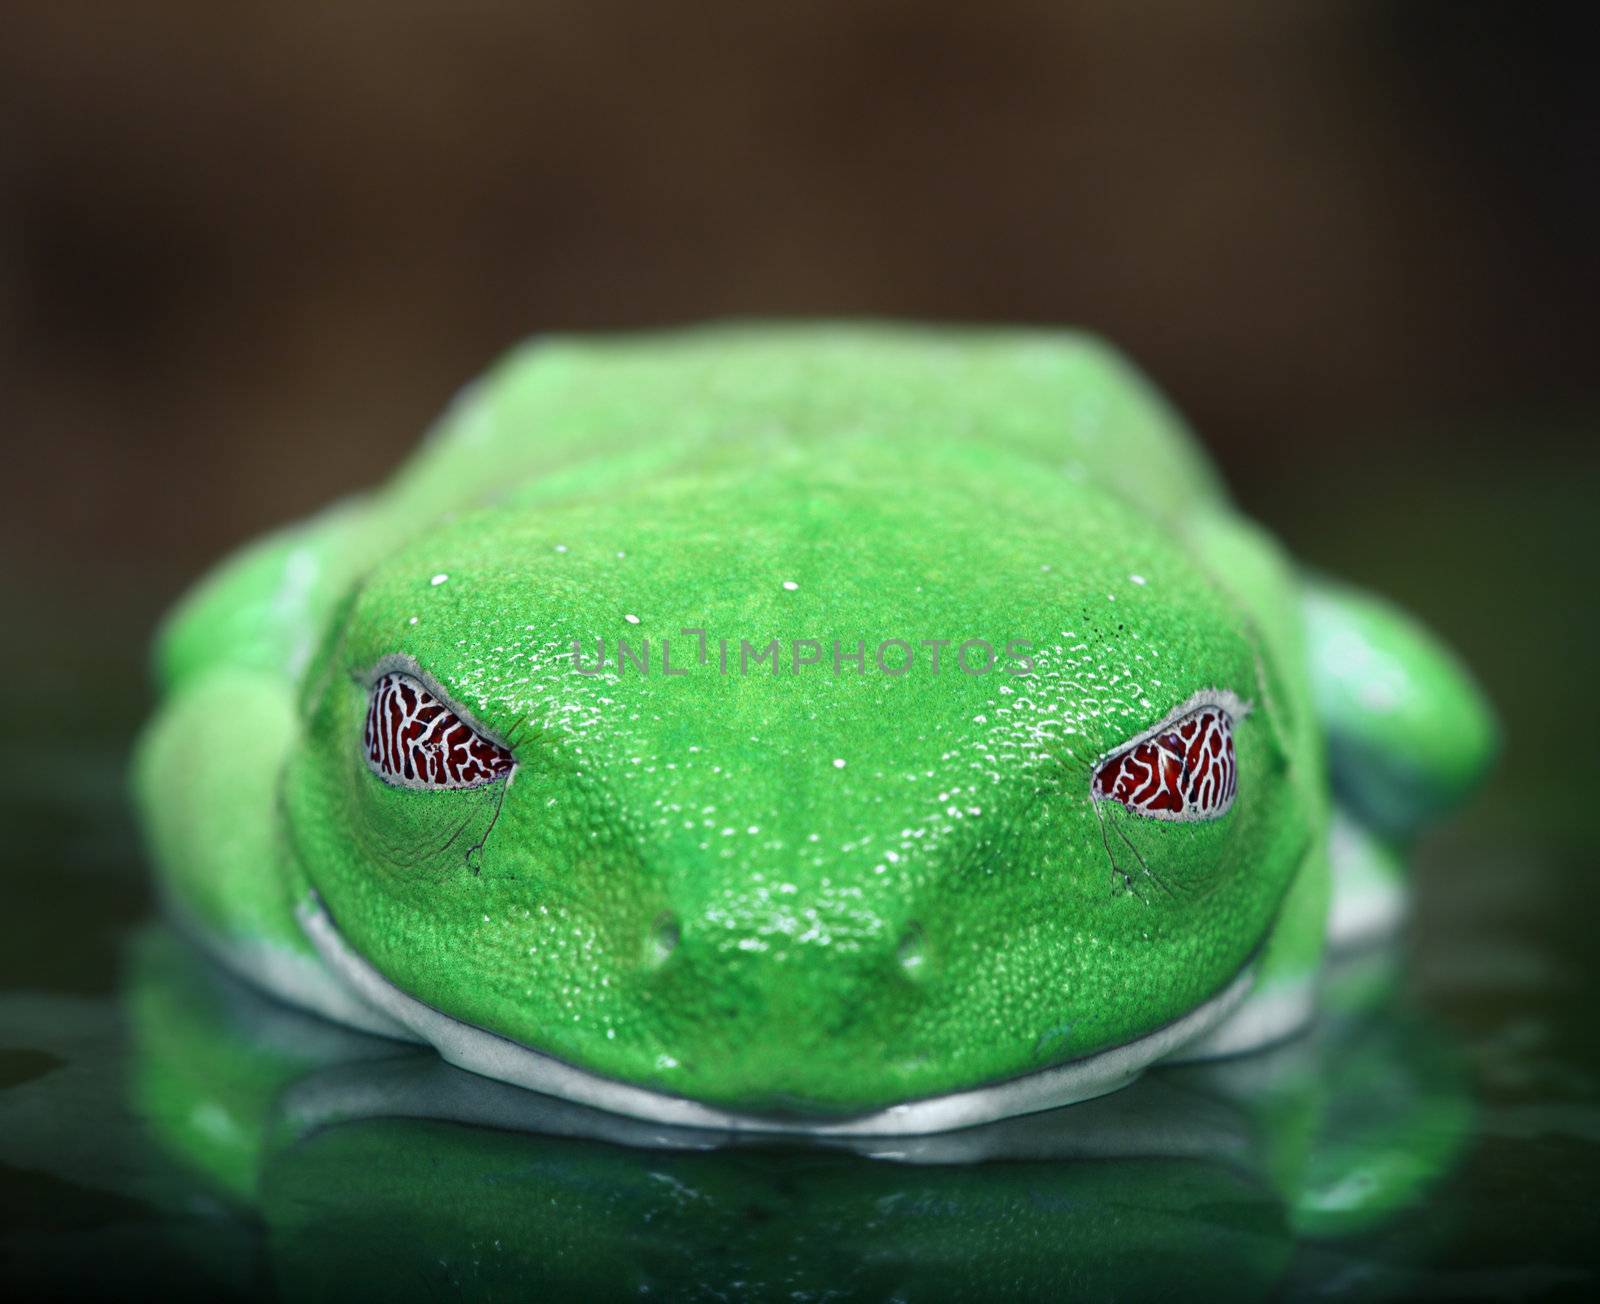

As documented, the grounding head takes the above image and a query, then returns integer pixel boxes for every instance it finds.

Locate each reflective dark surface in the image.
[0,910,1474,1301]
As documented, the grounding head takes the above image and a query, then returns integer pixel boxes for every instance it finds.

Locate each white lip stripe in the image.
[297,896,1258,1137]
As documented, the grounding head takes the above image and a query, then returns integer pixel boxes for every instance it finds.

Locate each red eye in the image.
[1092,701,1238,821]
[364,671,514,789]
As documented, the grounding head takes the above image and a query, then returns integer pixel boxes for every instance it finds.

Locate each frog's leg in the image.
[1301,577,1496,949]
[134,503,409,1039]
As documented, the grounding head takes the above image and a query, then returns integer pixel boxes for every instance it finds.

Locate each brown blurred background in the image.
[2,0,1596,831]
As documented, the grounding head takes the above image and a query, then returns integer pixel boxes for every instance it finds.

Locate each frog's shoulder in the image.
[154,498,374,692]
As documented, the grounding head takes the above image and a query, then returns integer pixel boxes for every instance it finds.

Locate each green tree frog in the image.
[134,325,1493,1134]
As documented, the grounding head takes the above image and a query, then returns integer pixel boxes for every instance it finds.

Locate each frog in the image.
[133,323,1494,1135]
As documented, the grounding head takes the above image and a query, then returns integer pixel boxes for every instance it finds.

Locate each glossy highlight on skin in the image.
[133,324,1496,1129]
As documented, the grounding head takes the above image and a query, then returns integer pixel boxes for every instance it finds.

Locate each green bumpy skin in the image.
[133,324,1494,1124]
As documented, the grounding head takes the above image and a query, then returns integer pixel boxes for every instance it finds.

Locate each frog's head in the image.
[285,453,1316,1121]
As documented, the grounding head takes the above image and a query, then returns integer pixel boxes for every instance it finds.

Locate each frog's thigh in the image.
[134,668,408,1038]
[1325,810,1407,950]
[1302,578,1495,838]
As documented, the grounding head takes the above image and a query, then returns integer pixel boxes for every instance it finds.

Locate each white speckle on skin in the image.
[832,757,847,769]
[624,613,641,625]
[1130,574,1147,586]
[408,616,419,625]
[554,544,569,554]
[782,579,800,591]
[430,573,449,586]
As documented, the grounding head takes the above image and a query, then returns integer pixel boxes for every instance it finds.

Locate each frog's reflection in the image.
[129,928,1471,1301]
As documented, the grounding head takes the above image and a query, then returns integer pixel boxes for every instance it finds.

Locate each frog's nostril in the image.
[646,911,680,970]
[896,921,929,982]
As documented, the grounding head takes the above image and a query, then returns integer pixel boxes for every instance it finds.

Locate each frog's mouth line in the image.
[297,894,1259,1137]
[276,1041,1259,1167]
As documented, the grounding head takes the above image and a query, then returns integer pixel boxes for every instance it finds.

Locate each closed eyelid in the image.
[1091,699,1240,822]
[364,671,515,790]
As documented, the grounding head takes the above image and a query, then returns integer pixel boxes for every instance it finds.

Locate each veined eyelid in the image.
[1090,688,1246,823]
[1090,688,1251,769]
[362,662,516,791]
[356,653,516,752]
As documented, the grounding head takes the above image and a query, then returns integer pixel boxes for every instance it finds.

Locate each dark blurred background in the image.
[3,3,1599,1288]
[4,1,1597,906]
[4,3,1597,785]
[3,2,1595,565]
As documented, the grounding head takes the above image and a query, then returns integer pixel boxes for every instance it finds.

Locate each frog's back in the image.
[156,325,1226,696]
[387,323,1226,531]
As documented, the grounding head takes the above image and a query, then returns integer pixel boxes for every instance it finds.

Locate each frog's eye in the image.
[1092,699,1239,821]
[364,671,514,790]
